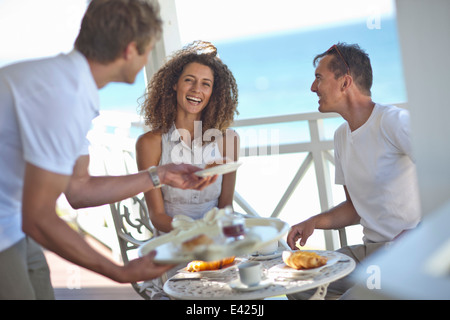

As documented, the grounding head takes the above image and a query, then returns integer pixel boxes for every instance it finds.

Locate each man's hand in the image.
[157,163,218,190]
[286,218,316,250]
[287,187,360,250]
[116,251,175,283]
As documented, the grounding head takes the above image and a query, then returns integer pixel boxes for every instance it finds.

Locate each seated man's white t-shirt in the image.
[334,103,421,243]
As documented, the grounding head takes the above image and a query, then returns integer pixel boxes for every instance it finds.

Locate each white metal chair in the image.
[109,195,165,299]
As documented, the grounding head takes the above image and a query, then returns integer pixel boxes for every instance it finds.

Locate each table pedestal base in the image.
[308,284,329,300]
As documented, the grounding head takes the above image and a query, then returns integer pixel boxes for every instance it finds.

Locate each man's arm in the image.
[22,162,173,283]
[65,155,215,209]
[287,186,360,249]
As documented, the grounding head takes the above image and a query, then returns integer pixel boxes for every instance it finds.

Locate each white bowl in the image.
[256,240,278,255]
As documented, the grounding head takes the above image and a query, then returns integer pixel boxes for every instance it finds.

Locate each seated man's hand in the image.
[287,218,316,249]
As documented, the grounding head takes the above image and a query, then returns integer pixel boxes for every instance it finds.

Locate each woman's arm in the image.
[217,129,240,208]
[135,132,173,233]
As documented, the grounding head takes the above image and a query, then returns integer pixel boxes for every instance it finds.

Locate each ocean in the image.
[98,15,406,145]
[215,16,406,118]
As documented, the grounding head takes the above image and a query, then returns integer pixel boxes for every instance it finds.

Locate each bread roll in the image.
[282,251,327,270]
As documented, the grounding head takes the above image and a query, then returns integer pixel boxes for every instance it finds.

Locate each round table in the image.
[163,250,355,300]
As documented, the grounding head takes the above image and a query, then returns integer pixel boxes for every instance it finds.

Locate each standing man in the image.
[287,43,421,299]
[0,0,215,299]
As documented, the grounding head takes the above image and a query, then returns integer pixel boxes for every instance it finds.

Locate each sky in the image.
[0,0,394,65]
[174,0,395,43]
[0,0,88,64]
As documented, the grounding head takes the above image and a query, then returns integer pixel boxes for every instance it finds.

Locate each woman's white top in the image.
[159,124,223,220]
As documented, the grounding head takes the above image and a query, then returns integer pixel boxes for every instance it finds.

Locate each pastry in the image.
[205,157,232,169]
[186,256,235,272]
[181,234,214,252]
[282,251,327,270]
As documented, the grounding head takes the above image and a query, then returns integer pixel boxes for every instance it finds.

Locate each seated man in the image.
[287,43,421,299]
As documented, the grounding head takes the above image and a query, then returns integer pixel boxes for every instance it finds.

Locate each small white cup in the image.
[238,261,262,287]
[257,240,278,255]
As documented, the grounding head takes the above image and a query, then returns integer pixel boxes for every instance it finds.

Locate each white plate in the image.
[195,162,242,177]
[229,279,272,291]
[138,218,289,264]
[269,255,339,275]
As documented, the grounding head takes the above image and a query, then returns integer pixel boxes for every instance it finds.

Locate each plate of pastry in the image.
[270,250,339,275]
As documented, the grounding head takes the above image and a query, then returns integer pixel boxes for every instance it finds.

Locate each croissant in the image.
[282,251,327,270]
[186,256,235,272]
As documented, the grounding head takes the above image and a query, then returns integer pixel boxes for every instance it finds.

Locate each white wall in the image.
[145,0,181,82]
[396,0,450,216]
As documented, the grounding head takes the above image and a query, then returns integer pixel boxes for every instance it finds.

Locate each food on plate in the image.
[186,256,236,272]
[181,234,214,251]
[204,157,233,169]
[282,250,327,270]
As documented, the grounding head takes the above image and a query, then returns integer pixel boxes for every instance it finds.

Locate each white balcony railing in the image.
[70,110,357,253]
[231,112,346,250]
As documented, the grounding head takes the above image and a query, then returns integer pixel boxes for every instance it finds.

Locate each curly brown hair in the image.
[140,41,239,135]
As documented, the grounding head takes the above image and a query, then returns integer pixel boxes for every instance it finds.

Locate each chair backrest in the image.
[109,195,156,265]
[109,195,160,299]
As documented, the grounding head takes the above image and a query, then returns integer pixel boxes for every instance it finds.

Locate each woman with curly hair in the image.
[136,41,240,233]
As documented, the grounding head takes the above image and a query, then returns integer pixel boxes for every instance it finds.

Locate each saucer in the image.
[249,251,282,261]
[229,279,271,291]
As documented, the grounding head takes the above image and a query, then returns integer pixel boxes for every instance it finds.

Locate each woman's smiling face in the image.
[173,62,214,117]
